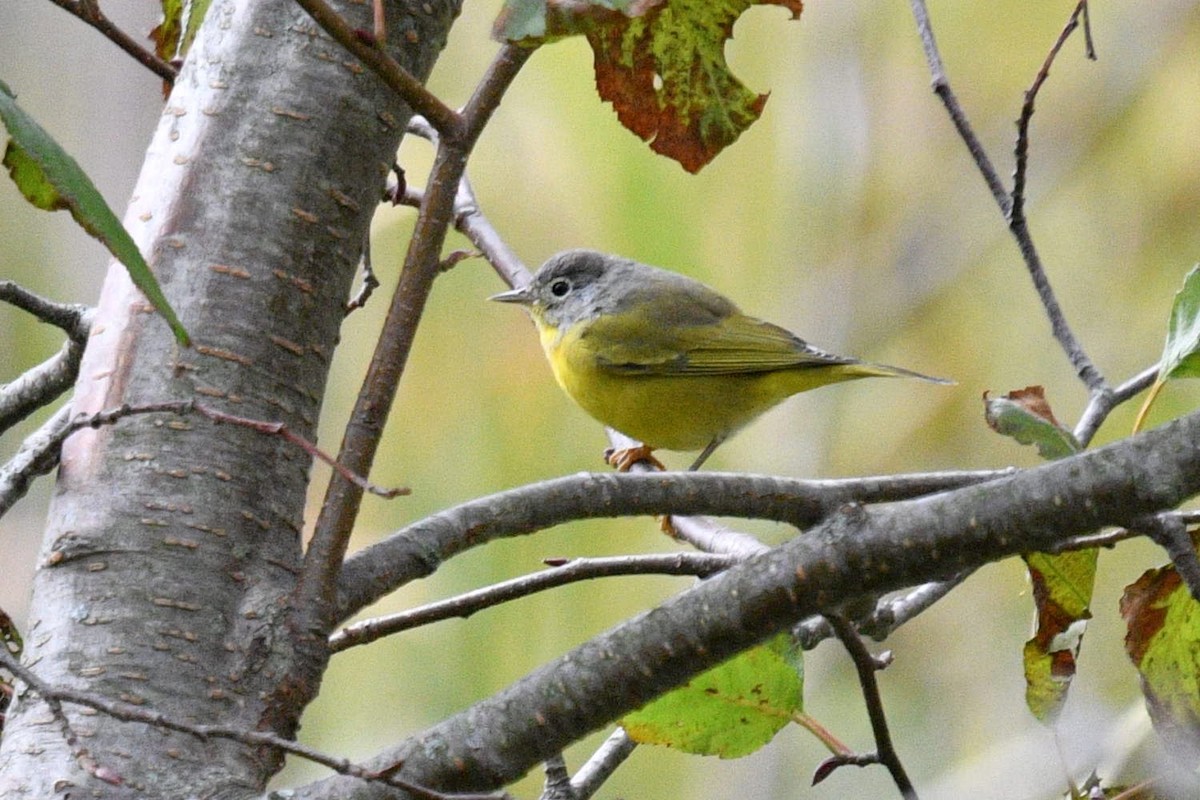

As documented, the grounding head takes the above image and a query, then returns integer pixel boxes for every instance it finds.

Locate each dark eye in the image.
[549,279,571,297]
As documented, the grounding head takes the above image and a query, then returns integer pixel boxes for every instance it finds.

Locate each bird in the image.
[492,249,950,471]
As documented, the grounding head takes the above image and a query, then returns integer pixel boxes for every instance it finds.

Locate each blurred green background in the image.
[3,1,1200,798]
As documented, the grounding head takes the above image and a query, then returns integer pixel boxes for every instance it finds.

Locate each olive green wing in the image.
[582,297,855,376]
[667,314,859,375]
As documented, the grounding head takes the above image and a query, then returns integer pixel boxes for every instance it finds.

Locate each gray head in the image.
[491,249,738,331]
[490,249,641,329]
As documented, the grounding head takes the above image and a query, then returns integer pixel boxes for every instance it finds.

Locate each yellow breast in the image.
[538,319,839,452]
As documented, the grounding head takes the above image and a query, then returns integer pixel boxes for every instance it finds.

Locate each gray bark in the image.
[0,1,458,796]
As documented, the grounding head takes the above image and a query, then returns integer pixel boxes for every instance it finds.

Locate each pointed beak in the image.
[489,285,533,305]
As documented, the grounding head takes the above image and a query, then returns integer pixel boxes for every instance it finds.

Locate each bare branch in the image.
[294,409,1200,799]
[1074,364,1158,446]
[0,339,84,435]
[0,282,92,338]
[345,229,380,313]
[292,0,464,138]
[335,468,1009,619]
[797,574,970,649]
[539,755,575,800]
[823,615,917,798]
[907,0,1104,390]
[906,0,1009,213]
[1137,513,1200,601]
[46,0,178,83]
[329,552,733,652]
[0,648,505,800]
[0,284,93,433]
[570,729,638,800]
[0,404,73,520]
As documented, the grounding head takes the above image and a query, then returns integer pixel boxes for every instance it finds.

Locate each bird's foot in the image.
[604,444,665,472]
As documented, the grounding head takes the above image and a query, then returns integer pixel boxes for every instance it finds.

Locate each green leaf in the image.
[984,386,1081,460]
[984,386,1098,723]
[622,632,802,758]
[1022,549,1097,723]
[0,80,189,346]
[151,0,213,63]
[1157,264,1200,381]
[1121,566,1200,763]
[494,0,804,173]
[1135,265,1200,430]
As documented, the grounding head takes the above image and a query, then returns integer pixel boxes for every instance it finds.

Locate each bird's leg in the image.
[687,436,725,471]
[604,444,665,472]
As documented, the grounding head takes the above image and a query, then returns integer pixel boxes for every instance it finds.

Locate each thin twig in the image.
[1137,514,1200,601]
[0,281,92,338]
[0,339,85,435]
[796,573,971,649]
[823,615,918,799]
[906,0,1010,214]
[302,44,533,625]
[539,754,576,800]
[1009,1,1104,390]
[1073,365,1157,446]
[393,118,539,311]
[449,176,529,285]
[0,648,505,799]
[0,283,93,433]
[46,0,178,82]
[329,552,733,651]
[0,401,402,526]
[0,404,74,520]
[1011,1,1090,227]
[796,574,968,650]
[907,0,1104,390]
[184,402,409,498]
[1078,2,1097,61]
[292,0,464,138]
[570,729,638,800]
[345,229,379,313]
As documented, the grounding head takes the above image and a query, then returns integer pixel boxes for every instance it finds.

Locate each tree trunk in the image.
[0,1,459,796]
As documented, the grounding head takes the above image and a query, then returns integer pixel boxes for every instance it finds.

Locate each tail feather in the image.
[849,361,954,385]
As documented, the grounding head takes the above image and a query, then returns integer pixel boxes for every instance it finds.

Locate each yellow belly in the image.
[540,324,863,452]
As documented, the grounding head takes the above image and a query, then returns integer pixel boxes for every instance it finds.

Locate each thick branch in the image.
[334,469,1008,619]
[294,409,1200,798]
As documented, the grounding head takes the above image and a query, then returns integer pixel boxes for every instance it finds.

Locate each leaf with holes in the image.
[1121,566,1200,764]
[494,0,803,173]
[985,387,1097,723]
[1022,549,1096,722]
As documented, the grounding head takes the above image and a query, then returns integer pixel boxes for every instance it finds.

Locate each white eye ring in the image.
[550,279,571,297]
